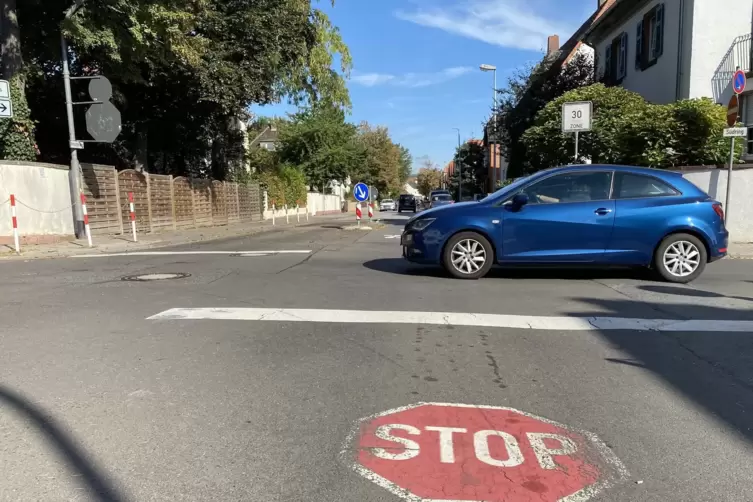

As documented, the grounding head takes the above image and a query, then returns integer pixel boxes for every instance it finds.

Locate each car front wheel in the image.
[443,232,494,279]
[654,233,707,283]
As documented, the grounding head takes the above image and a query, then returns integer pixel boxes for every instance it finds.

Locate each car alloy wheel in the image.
[662,240,701,278]
[451,238,486,275]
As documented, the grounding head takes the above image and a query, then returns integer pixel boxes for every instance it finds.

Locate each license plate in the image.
[401,233,413,246]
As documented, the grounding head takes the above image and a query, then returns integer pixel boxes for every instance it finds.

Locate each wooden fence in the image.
[80,164,262,235]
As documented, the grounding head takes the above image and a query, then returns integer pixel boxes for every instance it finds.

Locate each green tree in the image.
[16,0,352,175]
[448,141,486,199]
[278,103,363,190]
[416,165,442,196]
[397,144,412,185]
[522,84,736,169]
[494,51,595,177]
[353,122,403,197]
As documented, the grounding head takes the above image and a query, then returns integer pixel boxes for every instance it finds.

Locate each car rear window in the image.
[433,194,452,201]
[400,195,413,201]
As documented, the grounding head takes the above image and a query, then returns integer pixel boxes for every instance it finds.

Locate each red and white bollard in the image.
[285,204,289,224]
[368,203,374,221]
[296,202,300,223]
[271,201,276,226]
[356,204,362,227]
[10,194,19,253]
[128,192,137,242]
[80,193,93,247]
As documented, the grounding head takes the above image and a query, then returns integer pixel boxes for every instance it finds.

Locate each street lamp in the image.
[452,128,462,200]
[480,64,497,192]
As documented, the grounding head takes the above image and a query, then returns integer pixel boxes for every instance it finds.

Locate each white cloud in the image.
[351,67,473,88]
[395,0,578,52]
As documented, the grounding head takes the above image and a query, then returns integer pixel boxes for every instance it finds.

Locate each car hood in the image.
[406,201,477,224]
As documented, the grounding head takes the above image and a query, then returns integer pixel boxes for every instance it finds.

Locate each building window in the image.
[604,32,628,84]
[635,4,664,70]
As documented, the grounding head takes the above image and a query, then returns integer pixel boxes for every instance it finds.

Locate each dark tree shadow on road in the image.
[639,284,753,302]
[571,299,753,445]
[0,385,127,502]
[363,258,659,281]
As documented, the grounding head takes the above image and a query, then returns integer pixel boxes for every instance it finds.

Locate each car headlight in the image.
[406,218,436,231]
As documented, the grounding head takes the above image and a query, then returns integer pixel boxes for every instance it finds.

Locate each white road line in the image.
[74,250,311,258]
[146,307,753,332]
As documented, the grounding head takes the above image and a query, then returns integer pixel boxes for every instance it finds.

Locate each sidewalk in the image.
[729,242,753,259]
[0,212,354,260]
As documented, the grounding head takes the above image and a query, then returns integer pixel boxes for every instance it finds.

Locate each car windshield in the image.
[381,199,393,203]
[479,175,533,203]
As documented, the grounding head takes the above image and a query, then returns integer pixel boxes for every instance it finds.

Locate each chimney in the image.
[547,35,560,56]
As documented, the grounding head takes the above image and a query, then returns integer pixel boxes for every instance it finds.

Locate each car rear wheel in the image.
[654,233,707,283]
[443,232,494,279]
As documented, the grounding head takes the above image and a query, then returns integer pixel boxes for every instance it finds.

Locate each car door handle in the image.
[594,208,612,215]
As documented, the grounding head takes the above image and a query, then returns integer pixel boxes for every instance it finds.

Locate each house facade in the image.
[585,0,753,106]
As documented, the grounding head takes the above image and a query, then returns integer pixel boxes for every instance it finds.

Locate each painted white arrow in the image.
[384,235,401,239]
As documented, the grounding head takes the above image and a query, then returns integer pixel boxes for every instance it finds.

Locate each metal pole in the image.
[61,33,85,238]
[492,69,497,191]
[574,131,579,162]
[726,137,734,225]
[453,128,462,201]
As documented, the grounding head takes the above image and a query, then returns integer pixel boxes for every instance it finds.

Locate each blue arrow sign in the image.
[733,70,746,94]
[353,182,369,202]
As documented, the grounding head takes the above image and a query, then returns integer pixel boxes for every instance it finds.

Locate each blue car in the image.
[401,165,728,283]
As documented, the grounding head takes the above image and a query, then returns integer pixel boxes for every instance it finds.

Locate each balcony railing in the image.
[712,33,752,102]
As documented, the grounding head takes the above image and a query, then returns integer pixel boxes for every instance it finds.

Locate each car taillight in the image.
[712,202,724,221]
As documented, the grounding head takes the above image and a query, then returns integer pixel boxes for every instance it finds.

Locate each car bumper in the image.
[708,230,729,262]
[401,231,440,264]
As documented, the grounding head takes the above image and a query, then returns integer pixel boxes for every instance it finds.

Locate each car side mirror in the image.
[511,193,529,208]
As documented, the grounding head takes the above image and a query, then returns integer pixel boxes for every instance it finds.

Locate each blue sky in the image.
[253,0,596,172]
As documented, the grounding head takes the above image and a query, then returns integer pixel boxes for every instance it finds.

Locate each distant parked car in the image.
[429,189,451,201]
[430,193,454,209]
[379,199,396,211]
[398,194,417,213]
[401,164,728,283]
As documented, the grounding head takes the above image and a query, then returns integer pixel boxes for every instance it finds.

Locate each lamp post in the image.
[480,64,497,192]
[452,127,462,200]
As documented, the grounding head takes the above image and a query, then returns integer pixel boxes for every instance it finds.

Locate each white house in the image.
[584,0,753,107]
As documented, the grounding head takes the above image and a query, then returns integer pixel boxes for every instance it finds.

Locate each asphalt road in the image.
[1,214,752,501]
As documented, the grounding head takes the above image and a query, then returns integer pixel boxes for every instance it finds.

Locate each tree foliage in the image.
[522,84,737,170]
[10,0,353,177]
[260,163,308,207]
[277,104,363,190]
[494,51,595,178]
[416,166,442,196]
[448,141,486,199]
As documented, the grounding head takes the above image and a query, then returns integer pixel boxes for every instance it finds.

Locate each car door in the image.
[500,170,616,262]
[604,171,683,265]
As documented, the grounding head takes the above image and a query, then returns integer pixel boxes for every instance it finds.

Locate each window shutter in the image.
[605,45,612,81]
[618,32,628,79]
[656,3,664,57]
[635,20,644,70]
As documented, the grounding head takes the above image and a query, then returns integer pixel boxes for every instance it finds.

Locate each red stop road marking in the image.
[344,403,628,502]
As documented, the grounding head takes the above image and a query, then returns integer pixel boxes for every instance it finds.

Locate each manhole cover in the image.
[121,273,190,281]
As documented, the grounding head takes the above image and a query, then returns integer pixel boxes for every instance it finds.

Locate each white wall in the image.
[0,162,74,238]
[680,168,753,242]
[594,0,683,104]
[690,0,753,101]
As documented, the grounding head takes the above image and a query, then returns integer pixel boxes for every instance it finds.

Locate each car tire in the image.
[443,232,494,280]
[654,233,707,283]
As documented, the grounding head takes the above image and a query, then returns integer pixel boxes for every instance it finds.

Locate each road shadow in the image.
[639,284,753,302]
[572,298,753,446]
[363,258,658,281]
[0,385,127,501]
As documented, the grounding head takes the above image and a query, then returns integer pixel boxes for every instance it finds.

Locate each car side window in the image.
[614,173,678,199]
[521,171,613,205]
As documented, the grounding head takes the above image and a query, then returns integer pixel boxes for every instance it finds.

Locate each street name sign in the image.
[562,101,592,132]
[724,127,747,138]
[354,182,369,202]
[0,80,10,99]
[345,402,628,502]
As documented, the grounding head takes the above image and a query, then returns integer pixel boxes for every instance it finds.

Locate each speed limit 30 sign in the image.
[344,402,628,501]
[562,101,593,132]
